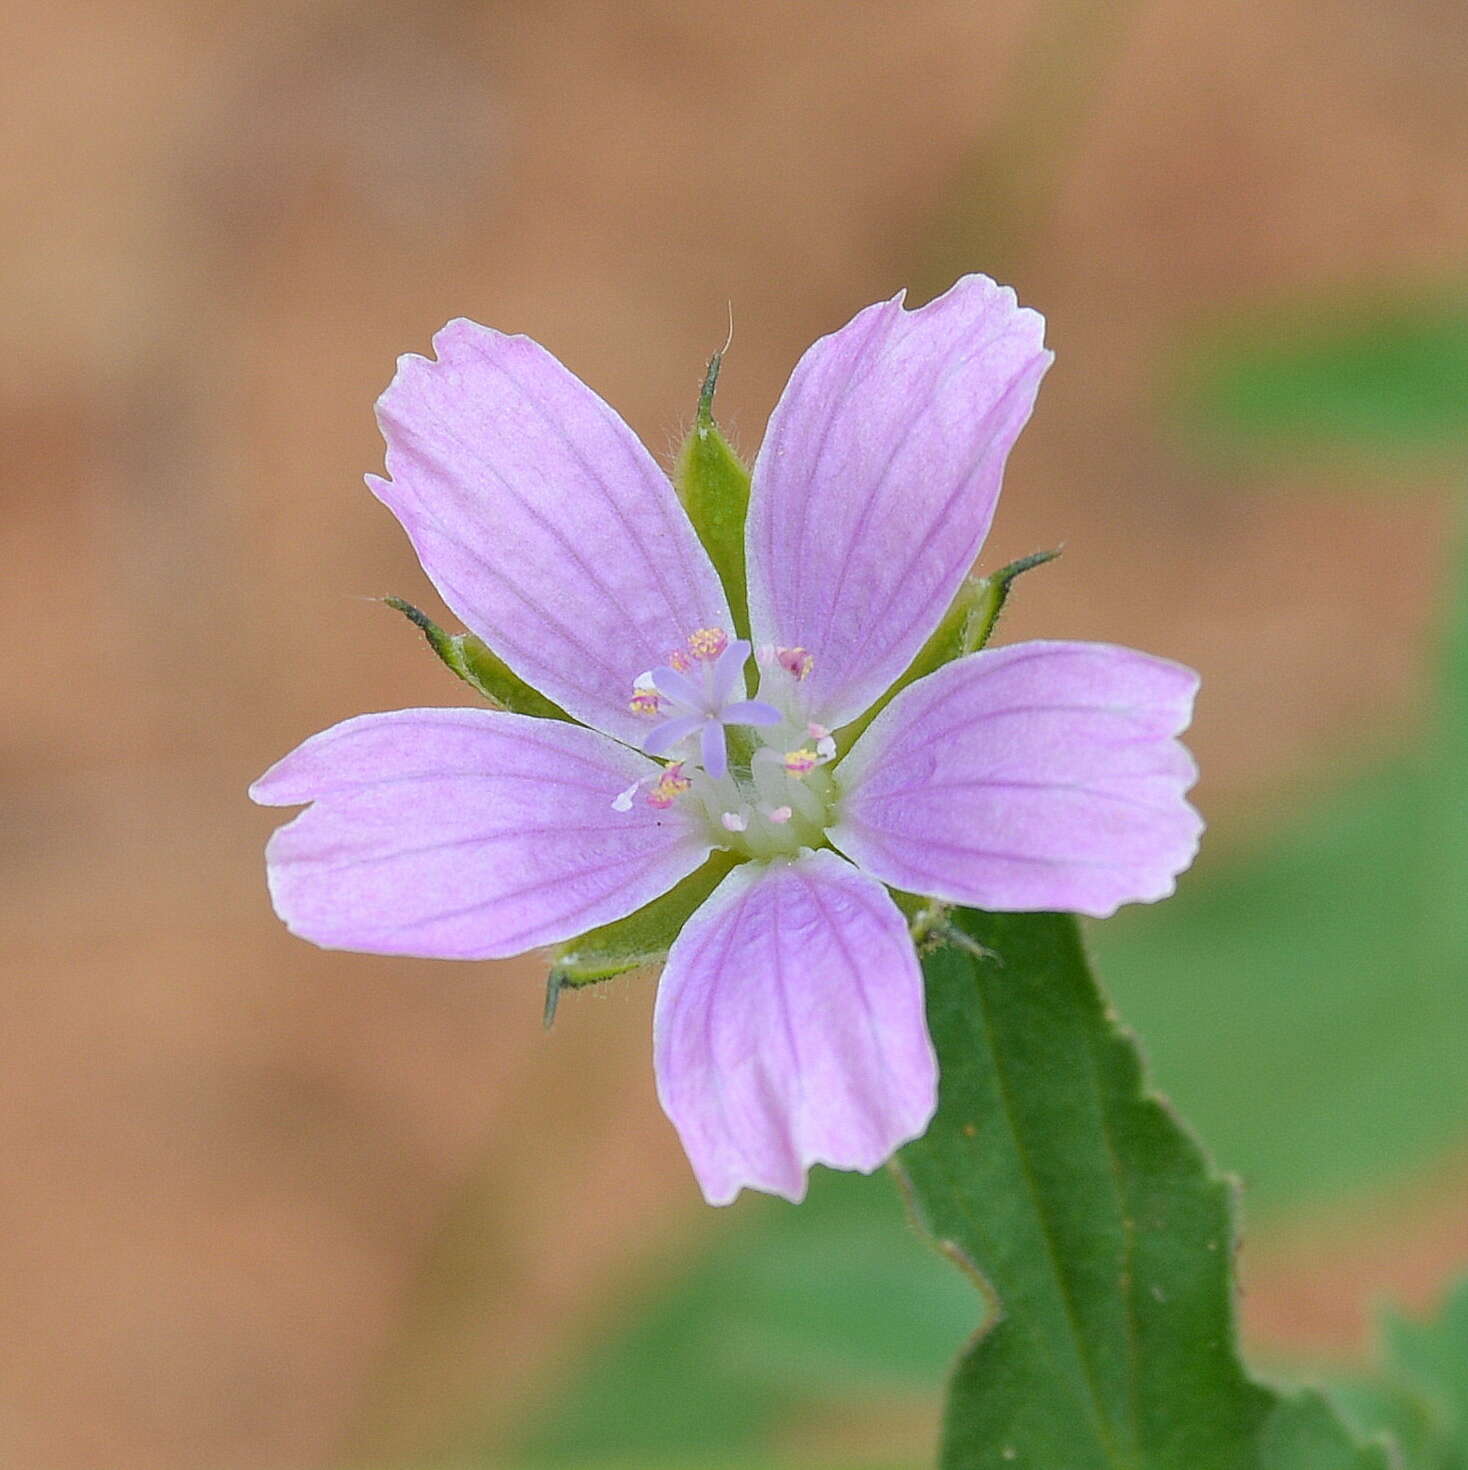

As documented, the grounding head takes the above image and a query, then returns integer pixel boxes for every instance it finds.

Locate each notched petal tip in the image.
[746,272,1054,732]
[247,770,288,807]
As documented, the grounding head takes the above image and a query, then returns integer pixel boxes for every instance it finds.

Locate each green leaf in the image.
[895,907,1388,1469]
[385,597,570,721]
[675,352,752,641]
[896,909,1269,1467]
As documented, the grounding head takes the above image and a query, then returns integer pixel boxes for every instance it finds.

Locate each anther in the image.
[687,627,730,662]
[647,762,692,809]
[782,748,818,777]
[775,646,814,679]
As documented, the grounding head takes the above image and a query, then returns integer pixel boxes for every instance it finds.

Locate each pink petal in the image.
[745,276,1051,731]
[654,850,936,1205]
[369,321,730,743]
[250,708,712,959]
[829,641,1203,919]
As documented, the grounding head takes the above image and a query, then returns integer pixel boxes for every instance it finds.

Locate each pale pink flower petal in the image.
[654,849,937,1206]
[829,641,1203,919]
[745,275,1052,730]
[250,708,712,958]
[253,286,1210,1209]
[369,320,730,743]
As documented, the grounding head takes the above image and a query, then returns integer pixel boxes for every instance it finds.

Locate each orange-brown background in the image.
[4,3,1467,1466]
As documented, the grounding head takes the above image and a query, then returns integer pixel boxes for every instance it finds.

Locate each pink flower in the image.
[251,277,1202,1205]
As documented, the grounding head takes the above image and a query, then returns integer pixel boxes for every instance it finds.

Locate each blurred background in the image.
[4,2,1467,1466]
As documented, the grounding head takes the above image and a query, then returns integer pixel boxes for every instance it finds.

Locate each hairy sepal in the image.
[675,351,752,642]
[836,549,1058,755]
[544,851,741,1023]
[385,597,570,721]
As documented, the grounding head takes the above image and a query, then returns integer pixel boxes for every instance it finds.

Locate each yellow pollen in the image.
[687,627,730,661]
[666,648,693,674]
[647,763,692,809]
[776,646,814,679]
[629,689,662,717]
[782,748,818,777]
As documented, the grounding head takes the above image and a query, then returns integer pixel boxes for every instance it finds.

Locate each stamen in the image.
[782,748,818,777]
[775,646,814,680]
[611,780,641,813]
[687,627,730,661]
[647,762,692,809]
[629,689,663,717]
[720,810,748,832]
[666,648,693,674]
[767,805,793,824]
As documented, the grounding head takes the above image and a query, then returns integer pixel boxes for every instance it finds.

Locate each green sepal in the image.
[837,548,1059,754]
[544,850,741,1025]
[888,888,953,949]
[385,597,570,721]
[675,352,752,641]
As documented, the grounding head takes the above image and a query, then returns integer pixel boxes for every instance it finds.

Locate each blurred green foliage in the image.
[509,1168,966,1465]
[1101,390,1467,1214]
[1096,753,1468,1216]
[1172,288,1468,466]
[1330,1280,1468,1469]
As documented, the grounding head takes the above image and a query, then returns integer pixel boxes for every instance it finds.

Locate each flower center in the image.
[617,630,837,857]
